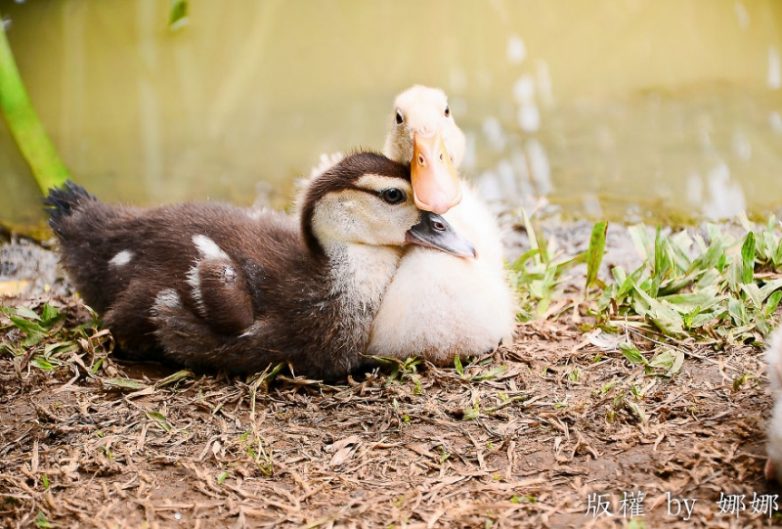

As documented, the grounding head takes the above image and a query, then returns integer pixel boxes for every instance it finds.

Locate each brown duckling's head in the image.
[300,151,475,259]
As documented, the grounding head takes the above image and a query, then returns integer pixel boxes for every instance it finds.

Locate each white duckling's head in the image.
[300,152,475,259]
[383,85,467,215]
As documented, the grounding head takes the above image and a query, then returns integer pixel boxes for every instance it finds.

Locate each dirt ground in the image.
[1,291,779,529]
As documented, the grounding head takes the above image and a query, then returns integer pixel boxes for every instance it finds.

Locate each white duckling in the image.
[765,326,782,482]
[367,85,517,364]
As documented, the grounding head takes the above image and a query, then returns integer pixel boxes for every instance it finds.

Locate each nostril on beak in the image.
[418,154,426,166]
[432,221,445,232]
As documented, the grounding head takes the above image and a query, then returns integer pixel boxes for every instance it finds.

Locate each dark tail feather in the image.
[44,181,96,234]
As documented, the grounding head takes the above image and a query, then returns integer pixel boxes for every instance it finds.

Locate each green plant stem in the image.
[0,12,69,192]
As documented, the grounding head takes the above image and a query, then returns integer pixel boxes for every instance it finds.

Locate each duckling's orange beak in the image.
[411,132,462,215]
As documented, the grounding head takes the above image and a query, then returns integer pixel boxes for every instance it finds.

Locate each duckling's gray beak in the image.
[405,212,476,259]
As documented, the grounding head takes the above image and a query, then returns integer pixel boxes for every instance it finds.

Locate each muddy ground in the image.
[1,232,780,529]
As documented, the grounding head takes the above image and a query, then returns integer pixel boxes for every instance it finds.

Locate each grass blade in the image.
[0,14,70,192]
[585,221,608,290]
[740,232,756,284]
[156,369,193,388]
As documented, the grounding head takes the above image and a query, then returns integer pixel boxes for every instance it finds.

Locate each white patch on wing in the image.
[151,288,180,315]
[192,234,229,260]
[109,250,133,267]
[186,264,207,317]
[188,236,234,318]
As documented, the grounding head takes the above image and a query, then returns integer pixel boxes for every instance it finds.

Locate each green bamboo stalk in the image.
[0,11,70,193]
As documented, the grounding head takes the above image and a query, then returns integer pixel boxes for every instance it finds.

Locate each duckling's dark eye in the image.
[444,105,450,117]
[395,110,404,125]
[380,188,406,205]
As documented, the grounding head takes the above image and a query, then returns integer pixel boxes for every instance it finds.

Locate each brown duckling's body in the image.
[47,152,473,380]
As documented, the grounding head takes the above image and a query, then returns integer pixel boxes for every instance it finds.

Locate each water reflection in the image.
[688,163,748,221]
[768,47,781,89]
[1,0,782,233]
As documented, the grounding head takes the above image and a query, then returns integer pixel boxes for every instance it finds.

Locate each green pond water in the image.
[2,0,782,234]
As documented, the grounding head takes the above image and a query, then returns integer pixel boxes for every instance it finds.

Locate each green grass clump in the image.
[510,214,782,344]
[510,213,782,370]
[509,211,595,320]
[0,301,111,379]
[597,217,782,345]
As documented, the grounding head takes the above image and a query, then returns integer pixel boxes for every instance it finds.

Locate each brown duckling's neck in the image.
[322,242,402,317]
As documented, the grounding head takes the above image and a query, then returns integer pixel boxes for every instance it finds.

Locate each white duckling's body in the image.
[765,327,782,482]
[369,182,515,362]
[367,86,517,363]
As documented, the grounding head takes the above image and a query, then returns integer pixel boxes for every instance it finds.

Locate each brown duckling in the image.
[46,152,474,380]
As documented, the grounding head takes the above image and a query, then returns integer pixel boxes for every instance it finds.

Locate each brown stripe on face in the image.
[300,152,410,256]
[352,173,413,196]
